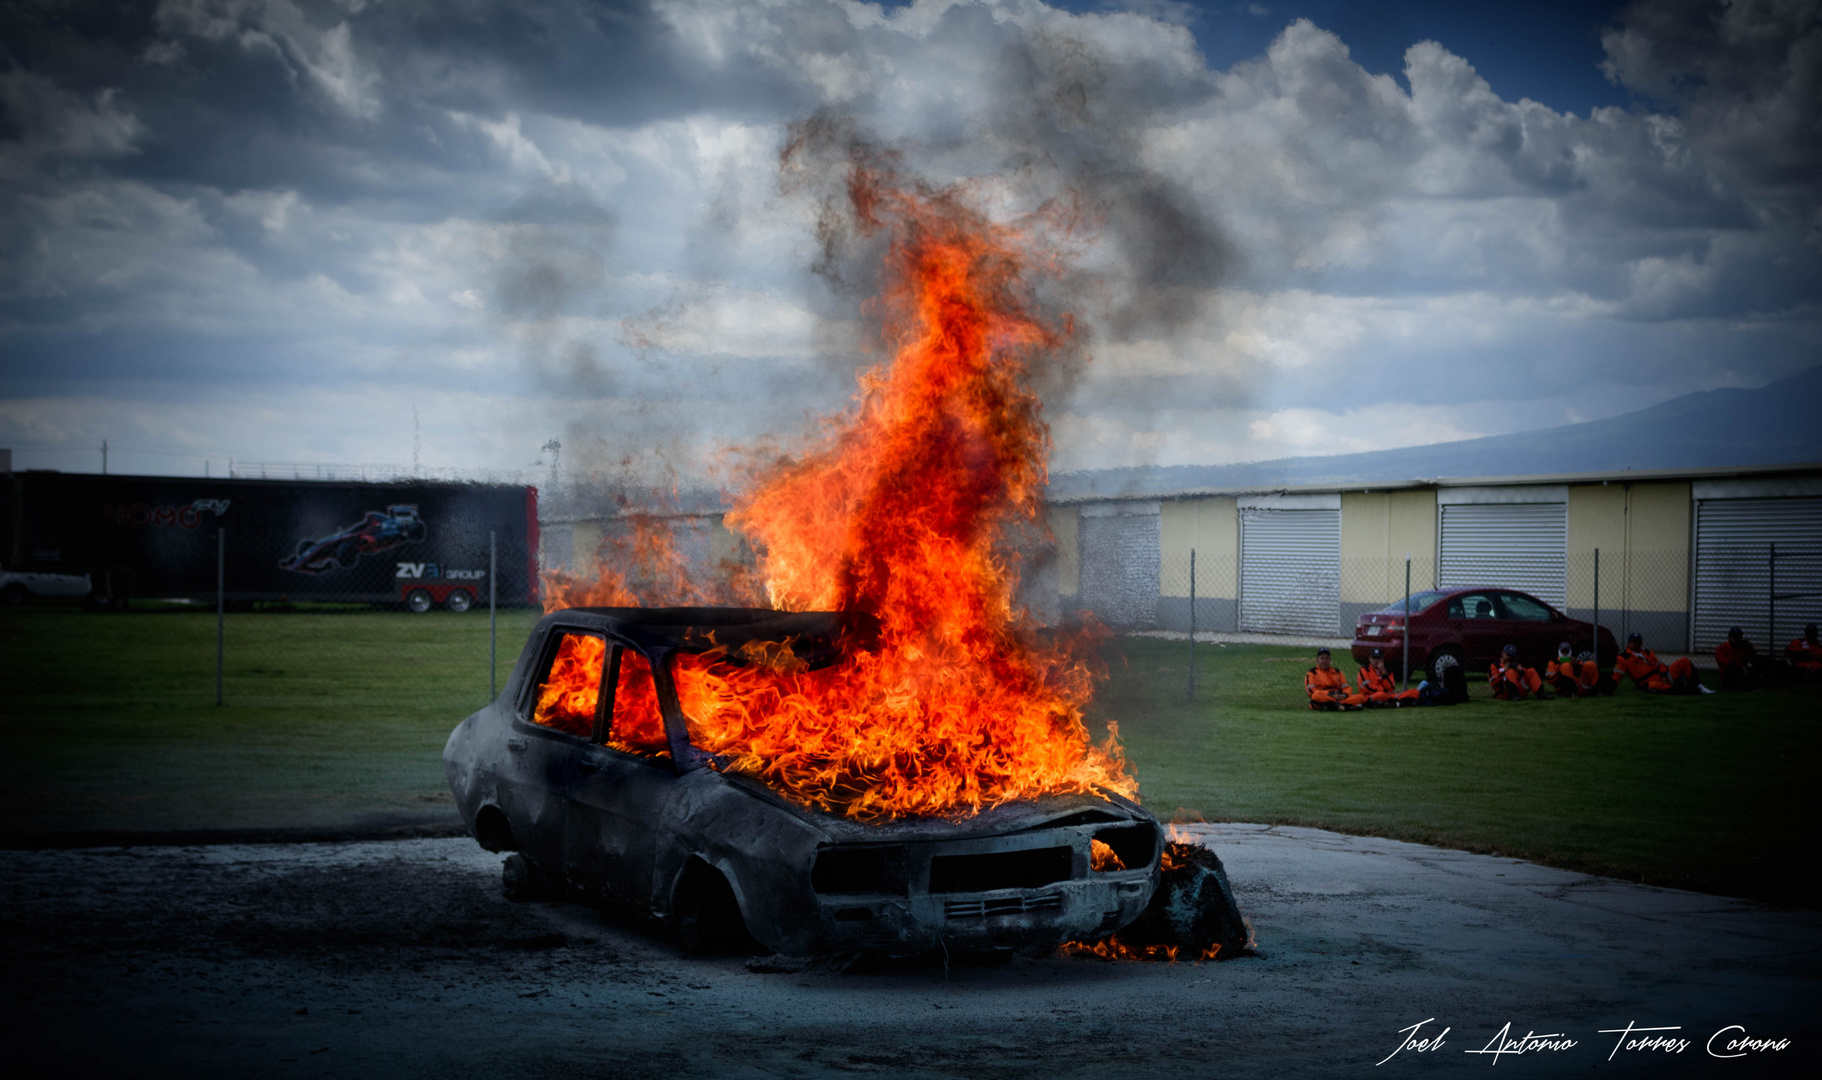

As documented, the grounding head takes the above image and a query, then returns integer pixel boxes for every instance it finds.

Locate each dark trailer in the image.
[3,471,539,609]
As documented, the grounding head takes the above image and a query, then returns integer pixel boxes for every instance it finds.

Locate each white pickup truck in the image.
[0,566,93,605]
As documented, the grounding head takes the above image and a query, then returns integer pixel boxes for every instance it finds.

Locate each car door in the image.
[1495,591,1557,666]
[563,644,676,913]
[1447,592,1503,668]
[500,627,602,877]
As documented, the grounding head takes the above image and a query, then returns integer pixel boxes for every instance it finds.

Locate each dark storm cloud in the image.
[2,0,1818,476]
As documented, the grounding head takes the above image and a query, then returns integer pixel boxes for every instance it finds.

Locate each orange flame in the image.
[535,139,1132,819]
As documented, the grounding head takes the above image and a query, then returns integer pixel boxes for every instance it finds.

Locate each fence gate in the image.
[1438,502,1566,607]
[1239,508,1339,636]
[1692,496,1822,652]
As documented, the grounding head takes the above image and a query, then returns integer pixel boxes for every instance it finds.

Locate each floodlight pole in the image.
[490,530,499,701]
[216,527,225,707]
[1402,556,1411,687]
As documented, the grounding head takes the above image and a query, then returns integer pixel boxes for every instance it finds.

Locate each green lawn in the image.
[0,606,541,836]
[1093,636,1820,906]
[3,608,1816,906]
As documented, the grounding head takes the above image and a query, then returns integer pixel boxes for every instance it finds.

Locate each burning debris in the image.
[1064,842,1254,962]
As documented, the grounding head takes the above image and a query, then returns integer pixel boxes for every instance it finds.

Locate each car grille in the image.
[944,894,1063,920]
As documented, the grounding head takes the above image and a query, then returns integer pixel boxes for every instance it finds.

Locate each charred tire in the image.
[674,861,759,955]
[501,853,556,902]
[1428,645,1465,684]
[405,588,433,614]
[445,589,474,613]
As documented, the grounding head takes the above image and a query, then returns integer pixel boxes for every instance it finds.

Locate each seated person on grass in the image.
[1490,643,1548,700]
[1305,647,1366,710]
[1545,641,1611,697]
[1715,626,1769,690]
[1357,647,1420,706]
[1615,631,1707,695]
[1786,623,1821,677]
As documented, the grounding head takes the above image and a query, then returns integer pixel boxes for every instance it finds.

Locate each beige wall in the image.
[1048,505,1080,597]
[1566,481,1689,611]
[1339,489,1438,601]
[1159,496,1237,598]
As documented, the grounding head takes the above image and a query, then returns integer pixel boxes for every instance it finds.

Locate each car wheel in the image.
[674,861,759,954]
[405,521,426,542]
[405,588,433,614]
[501,853,556,902]
[1428,645,1465,683]
[1,583,27,606]
[445,589,473,613]
[334,540,359,567]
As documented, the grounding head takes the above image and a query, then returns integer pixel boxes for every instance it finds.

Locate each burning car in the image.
[279,504,426,574]
[444,606,1166,957]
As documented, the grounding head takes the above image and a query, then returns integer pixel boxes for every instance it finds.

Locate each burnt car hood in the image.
[711,769,1149,844]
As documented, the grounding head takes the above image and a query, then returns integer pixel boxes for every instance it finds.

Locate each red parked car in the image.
[1350,587,1618,682]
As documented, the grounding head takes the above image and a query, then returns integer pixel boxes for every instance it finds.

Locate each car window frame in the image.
[516,624,609,743]
[1448,592,1499,621]
[1495,591,1554,623]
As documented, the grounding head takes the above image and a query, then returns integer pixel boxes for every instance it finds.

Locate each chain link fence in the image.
[1083,545,1810,656]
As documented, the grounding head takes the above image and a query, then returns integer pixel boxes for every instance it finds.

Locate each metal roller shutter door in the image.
[1693,497,1822,653]
[1239,509,1339,636]
[1438,503,1566,607]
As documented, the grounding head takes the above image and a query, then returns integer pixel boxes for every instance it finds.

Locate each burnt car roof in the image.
[540,606,877,668]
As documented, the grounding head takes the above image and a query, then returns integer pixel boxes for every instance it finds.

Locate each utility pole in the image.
[101,440,108,475]
[1187,548,1196,703]
[1402,556,1411,687]
[216,527,226,706]
[490,530,499,701]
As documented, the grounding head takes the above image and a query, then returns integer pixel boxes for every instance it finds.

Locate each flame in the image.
[534,138,1132,820]
[1090,838,1126,872]
[1061,939,1222,963]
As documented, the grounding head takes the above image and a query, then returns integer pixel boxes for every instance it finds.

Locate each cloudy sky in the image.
[2,0,1818,481]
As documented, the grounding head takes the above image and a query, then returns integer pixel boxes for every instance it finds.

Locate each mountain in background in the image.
[1050,365,1822,498]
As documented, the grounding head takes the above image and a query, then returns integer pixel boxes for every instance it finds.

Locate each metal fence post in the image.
[1769,542,1776,646]
[1402,556,1411,687]
[1592,548,1600,665]
[490,530,499,701]
[1187,548,1196,703]
[216,527,225,707]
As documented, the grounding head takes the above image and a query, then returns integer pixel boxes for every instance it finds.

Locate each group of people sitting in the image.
[1487,633,1704,700]
[1301,624,1805,708]
[1303,647,1424,709]
[1714,622,1822,690]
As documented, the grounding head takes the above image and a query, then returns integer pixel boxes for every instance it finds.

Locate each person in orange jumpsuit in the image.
[1544,641,1608,697]
[1357,647,1420,706]
[1714,626,1765,690]
[1786,623,1821,676]
[1489,643,1547,700]
[1615,632,1706,694]
[1305,648,1366,710]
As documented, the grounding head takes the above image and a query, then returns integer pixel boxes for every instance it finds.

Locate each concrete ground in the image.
[5,824,1814,1078]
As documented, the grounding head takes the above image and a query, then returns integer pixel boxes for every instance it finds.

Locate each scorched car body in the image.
[444,607,1164,957]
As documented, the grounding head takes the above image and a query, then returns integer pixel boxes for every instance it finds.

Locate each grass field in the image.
[1095,636,1820,906]
[3,607,1816,905]
[0,606,541,836]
